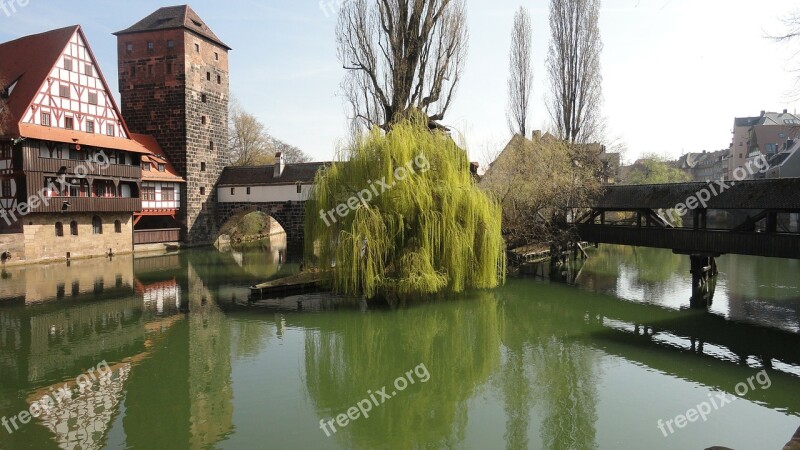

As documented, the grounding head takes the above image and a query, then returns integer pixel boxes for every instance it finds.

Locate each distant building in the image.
[766,140,800,179]
[675,149,729,181]
[730,110,800,179]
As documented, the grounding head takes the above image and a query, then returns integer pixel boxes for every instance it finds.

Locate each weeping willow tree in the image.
[305,118,505,300]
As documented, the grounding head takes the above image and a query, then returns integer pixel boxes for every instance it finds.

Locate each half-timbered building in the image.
[0,26,149,263]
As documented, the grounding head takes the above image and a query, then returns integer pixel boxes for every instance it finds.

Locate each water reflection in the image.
[0,241,798,449]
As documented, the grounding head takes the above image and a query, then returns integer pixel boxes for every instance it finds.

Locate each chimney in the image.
[761,110,766,117]
[532,130,542,140]
[784,109,789,114]
[470,162,479,175]
[274,152,285,178]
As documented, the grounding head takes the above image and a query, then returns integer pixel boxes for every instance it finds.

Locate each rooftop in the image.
[114,5,231,50]
[218,162,329,187]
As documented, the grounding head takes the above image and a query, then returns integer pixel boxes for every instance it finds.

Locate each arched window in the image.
[114,220,122,233]
[70,221,78,236]
[92,216,102,235]
[55,222,64,237]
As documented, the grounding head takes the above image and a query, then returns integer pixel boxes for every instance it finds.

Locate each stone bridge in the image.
[216,201,307,247]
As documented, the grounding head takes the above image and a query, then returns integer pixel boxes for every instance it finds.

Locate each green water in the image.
[0,240,799,449]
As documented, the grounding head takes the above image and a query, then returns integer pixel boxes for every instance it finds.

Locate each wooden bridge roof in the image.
[584,178,800,211]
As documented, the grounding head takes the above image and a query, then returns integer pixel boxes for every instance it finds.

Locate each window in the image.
[195,43,200,52]
[41,113,51,127]
[215,52,219,61]
[158,164,166,172]
[63,57,73,71]
[297,183,302,194]
[107,124,115,136]
[246,187,251,195]
[1,179,11,197]
[64,117,74,130]
[200,162,206,172]
[114,220,122,233]
[217,74,221,84]
[86,121,95,134]
[130,65,136,78]
[166,62,173,74]
[201,116,207,125]
[70,221,78,236]
[200,187,205,195]
[0,143,9,159]
[142,162,151,171]
[201,93,207,103]
[231,188,235,195]
[147,41,154,51]
[207,72,211,81]
[167,40,174,49]
[85,64,93,77]
[162,187,175,201]
[55,222,64,237]
[126,42,133,53]
[148,65,153,77]
[59,85,70,98]
[92,216,102,235]
[88,92,98,105]
[209,140,214,150]
[142,186,156,201]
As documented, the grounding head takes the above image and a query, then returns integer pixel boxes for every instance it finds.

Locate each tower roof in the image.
[114,5,231,50]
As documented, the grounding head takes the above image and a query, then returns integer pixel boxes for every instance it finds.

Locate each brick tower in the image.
[115,5,230,244]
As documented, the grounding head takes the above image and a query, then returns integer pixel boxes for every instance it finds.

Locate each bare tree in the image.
[228,99,274,166]
[268,137,312,163]
[546,0,603,144]
[771,12,800,98]
[507,7,533,137]
[337,0,468,130]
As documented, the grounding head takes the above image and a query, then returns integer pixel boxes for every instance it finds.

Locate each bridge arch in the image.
[216,201,306,248]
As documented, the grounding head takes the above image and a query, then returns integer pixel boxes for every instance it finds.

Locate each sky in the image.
[1,0,799,164]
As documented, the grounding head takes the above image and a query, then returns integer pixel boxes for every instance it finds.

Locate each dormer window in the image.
[142,162,151,171]
[158,164,165,172]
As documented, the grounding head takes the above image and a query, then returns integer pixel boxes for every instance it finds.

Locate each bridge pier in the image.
[689,254,718,309]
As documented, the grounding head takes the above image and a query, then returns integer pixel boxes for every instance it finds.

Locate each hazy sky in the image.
[1,0,798,163]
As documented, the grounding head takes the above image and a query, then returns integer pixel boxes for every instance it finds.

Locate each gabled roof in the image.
[114,5,231,50]
[131,134,185,183]
[0,26,78,136]
[218,162,329,187]
[0,26,149,153]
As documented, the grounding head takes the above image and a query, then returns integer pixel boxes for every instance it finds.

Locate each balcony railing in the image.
[134,228,181,245]
[29,197,142,213]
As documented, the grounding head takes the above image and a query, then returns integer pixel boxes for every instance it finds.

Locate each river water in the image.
[0,238,798,449]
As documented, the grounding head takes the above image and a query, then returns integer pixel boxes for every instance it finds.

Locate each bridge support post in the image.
[689,254,718,309]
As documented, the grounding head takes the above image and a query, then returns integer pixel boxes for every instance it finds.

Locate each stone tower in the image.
[115,5,230,244]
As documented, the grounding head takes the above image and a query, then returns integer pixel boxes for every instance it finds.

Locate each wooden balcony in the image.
[29,196,141,213]
[134,228,181,245]
[22,150,141,179]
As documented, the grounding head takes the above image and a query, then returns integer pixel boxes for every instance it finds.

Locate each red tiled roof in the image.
[114,5,231,50]
[0,26,78,136]
[18,123,151,154]
[131,133,185,183]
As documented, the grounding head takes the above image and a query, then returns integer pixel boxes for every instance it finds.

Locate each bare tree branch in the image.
[507,7,533,138]
[546,0,603,144]
[228,98,274,167]
[337,0,468,130]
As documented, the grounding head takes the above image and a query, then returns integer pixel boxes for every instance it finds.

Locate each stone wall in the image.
[22,213,133,263]
[0,233,25,265]
[216,201,306,247]
[117,28,229,245]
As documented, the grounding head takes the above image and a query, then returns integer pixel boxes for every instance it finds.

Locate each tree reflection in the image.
[303,292,500,449]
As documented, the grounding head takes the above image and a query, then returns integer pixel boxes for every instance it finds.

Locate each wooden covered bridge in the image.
[572,178,800,306]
